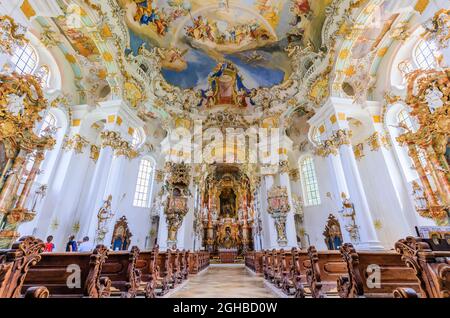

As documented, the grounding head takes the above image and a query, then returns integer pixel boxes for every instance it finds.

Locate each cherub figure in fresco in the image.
[290,0,312,26]
[154,8,170,36]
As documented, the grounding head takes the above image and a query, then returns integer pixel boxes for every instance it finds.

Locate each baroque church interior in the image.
[0,0,449,299]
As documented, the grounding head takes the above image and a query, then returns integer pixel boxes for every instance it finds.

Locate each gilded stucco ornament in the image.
[90,145,100,162]
[63,134,89,154]
[289,169,300,182]
[353,143,364,161]
[333,129,352,147]
[315,139,338,157]
[397,68,450,225]
[100,131,139,159]
[0,72,55,248]
[423,9,450,49]
[0,15,27,55]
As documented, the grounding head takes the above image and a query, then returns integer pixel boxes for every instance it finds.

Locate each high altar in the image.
[201,165,255,260]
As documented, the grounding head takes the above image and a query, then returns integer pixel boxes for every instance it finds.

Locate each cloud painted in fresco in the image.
[161,50,217,89]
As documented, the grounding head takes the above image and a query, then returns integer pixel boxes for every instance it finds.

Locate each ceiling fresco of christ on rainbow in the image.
[120,0,331,92]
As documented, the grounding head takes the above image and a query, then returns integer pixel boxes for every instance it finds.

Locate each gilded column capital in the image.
[289,168,300,182]
[63,134,89,154]
[114,140,138,159]
[90,145,100,162]
[366,132,391,151]
[279,160,290,174]
[315,139,338,157]
[332,129,352,147]
[100,130,122,149]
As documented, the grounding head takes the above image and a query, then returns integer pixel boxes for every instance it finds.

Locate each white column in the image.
[261,174,280,249]
[157,205,168,250]
[82,144,115,242]
[325,154,353,244]
[279,172,301,248]
[337,143,383,250]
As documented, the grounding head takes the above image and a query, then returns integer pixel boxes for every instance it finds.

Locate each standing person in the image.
[44,235,55,252]
[78,236,93,252]
[65,235,78,252]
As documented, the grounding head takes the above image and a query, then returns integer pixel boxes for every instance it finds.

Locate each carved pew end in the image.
[393,288,419,298]
[23,286,50,298]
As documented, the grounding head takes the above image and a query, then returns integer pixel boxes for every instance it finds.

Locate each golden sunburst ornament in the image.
[374,219,382,230]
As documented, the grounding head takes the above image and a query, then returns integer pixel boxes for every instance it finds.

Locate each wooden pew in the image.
[100,246,141,298]
[263,250,273,280]
[156,250,173,296]
[181,250,189,280]
[198,251,210,271]
[171,249,182,285]
[394,237,450,298]
[188,251,200,274]
[188,251,210,274]
[245,251,264,274]
[271,250,282,286]
[22,244,110,298]
[0,236,49,298]
[291,248,312,298]
[279,249,295,295]
[306,246,348,298]
[337,243,421,298]
[135,246,159,298]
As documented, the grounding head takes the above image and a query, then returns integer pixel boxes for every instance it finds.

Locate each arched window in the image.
[414,40,438,70]
[35,65,50,88]
[300,156,321,206]
[133,158,154,208]
[11,43,38,75]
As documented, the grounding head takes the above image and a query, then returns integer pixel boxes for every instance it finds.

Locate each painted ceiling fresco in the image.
[120,0,332,91]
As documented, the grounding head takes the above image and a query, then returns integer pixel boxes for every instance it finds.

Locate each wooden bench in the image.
[135,246,159,298]
[263,250,273,280]
[1,236,49,298]
[291,248,311,298]
[245,251,264,274]
[338,243,421,298]
[271,250,282,286]
[22,244,110,298]
[188,252,200,274]
[306,246,348,298]
[157,250,173,296]
[190,251,210,273]
[395,237,450,298]
[171,249,183,285]
[100,246,141,298]
[279,249,295,295]
[181,250,189,280]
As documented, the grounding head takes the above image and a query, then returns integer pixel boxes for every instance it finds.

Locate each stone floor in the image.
[169,265,279,298]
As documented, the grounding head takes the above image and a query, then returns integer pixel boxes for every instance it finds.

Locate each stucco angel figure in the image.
[96,195,114,242]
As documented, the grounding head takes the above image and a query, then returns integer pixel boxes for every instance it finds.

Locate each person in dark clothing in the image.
[66,235,78,252]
